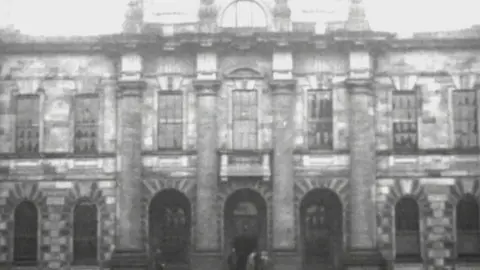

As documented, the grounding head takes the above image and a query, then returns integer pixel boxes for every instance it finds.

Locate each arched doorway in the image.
[224,189,267,270]
[149,189,191,267]
[300,188,343,270]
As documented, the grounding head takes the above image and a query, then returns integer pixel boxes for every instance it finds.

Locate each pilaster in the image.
[270,49,299,270]
[191,51,222,270]
[110,54,148,270]
[345,50,386,270]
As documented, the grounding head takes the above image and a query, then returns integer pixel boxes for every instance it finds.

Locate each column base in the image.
[344,248,387,270]
[110,248,149,270]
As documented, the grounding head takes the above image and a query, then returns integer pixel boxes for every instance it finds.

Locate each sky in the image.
[0,0,478,37]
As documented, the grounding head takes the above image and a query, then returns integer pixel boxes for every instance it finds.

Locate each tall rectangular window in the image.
[15,95,40,153]
[232,89,258,149]
[453,90,478,149]
[74,95,99,154]
[307,90,333,150]
[158,92,183,150]
[392,91,418,151]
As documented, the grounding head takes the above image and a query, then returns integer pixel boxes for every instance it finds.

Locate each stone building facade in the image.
[1,0,480,270]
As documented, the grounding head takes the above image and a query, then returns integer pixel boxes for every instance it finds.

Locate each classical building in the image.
[1,0,480,270]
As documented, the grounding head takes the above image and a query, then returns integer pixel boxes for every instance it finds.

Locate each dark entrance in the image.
[300,188,343,270]
[149,189,191,269]
[224,189,267,270]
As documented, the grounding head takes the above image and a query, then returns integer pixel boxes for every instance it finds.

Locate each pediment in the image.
[224,67,264,79]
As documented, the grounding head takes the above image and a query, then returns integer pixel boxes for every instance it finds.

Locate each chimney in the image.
[345,0,370,32]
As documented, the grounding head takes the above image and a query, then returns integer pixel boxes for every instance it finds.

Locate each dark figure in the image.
[227,248,238,270]
[154,247,166,270]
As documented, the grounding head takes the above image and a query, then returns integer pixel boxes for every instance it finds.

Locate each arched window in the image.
[13,201,38,266]
[221,0,267,28]
[395,197,421,261]
[73,200,98,265]
[456,195,480,257]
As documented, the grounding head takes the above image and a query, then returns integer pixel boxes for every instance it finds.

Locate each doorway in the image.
[149,189,191,268]
[300,188,343,270]
[224,189,267,270]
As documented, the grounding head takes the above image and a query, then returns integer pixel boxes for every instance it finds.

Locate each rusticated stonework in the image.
[61,182,116,268]
[141,177,197,253]
[376,179,429,267]
[217,181,273,255]
[294,177,350,251]
[0,183,48,266]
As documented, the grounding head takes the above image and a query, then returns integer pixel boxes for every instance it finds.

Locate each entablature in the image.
[293,152,350,176]
[142,152,197,178]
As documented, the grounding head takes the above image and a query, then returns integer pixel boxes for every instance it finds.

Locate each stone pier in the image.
[110,54,148,270]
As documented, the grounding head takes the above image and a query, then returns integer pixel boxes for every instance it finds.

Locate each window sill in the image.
[142,150,197,156]
[457,254,480,263]
[294,149,350,155]
[0,152,115,159]
[378,148,480,155]
[395,255,423,263]
[218,149,272,155]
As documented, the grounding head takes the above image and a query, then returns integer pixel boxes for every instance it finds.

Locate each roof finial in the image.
[345,0,370,32]
[273,0,291,31]
[198,0,218,33]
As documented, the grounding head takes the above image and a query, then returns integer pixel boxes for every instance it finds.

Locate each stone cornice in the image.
[192,79,221,96]
[117,80,147,98]
[3,32,480,54]
[270,79,297,95]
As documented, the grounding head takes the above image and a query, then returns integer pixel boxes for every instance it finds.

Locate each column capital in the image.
[193,79,221,96]
[270,79,296,95]
[345,78,374,96]
[117,80,147,98]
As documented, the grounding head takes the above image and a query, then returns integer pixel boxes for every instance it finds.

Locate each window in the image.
[74,95,99,154]
[307,90,333,150]
[158,86,183,150]
[13,201,38,266]
[392,91,418,151]
[456,195,480,257]
[221,0,267,28]
[232,89,258,149]
[453,90,478,149]
[15,95,39,153]
[73,200,98,265]
[395,197,421,260]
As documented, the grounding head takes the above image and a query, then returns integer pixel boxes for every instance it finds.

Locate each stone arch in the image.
[294,177,349,253]
[217,0,273,29]
[3,183,47,264]
[381,180,428,261]
[218,182,272,252]
[449,179,480,259]
[142,178,196,253]
[62,182,112,266]
[147,188,192,265]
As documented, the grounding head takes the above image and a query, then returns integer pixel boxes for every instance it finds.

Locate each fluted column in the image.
[345,51,385,269]
[110,54,147,270]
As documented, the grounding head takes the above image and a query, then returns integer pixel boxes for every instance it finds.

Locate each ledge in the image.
[0,152,116,159]
[377,148,480,156]
[142,150,197,156]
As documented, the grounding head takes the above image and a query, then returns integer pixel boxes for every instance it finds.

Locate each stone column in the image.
[345,51,385,269]
[110,54,148,270]
[271,79,296,251]
[270,49,300,270]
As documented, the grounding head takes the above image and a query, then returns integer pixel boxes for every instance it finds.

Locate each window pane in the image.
[158,93,183,150]
[307,90,333,149]
[395,197,420,258]
[453,91,478,149]
[74,96,99,154]
[15,96,40,153]
[73,201,98,265]
[14,201,38,265]
[232,90,258,150]
[392,92,417,151]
